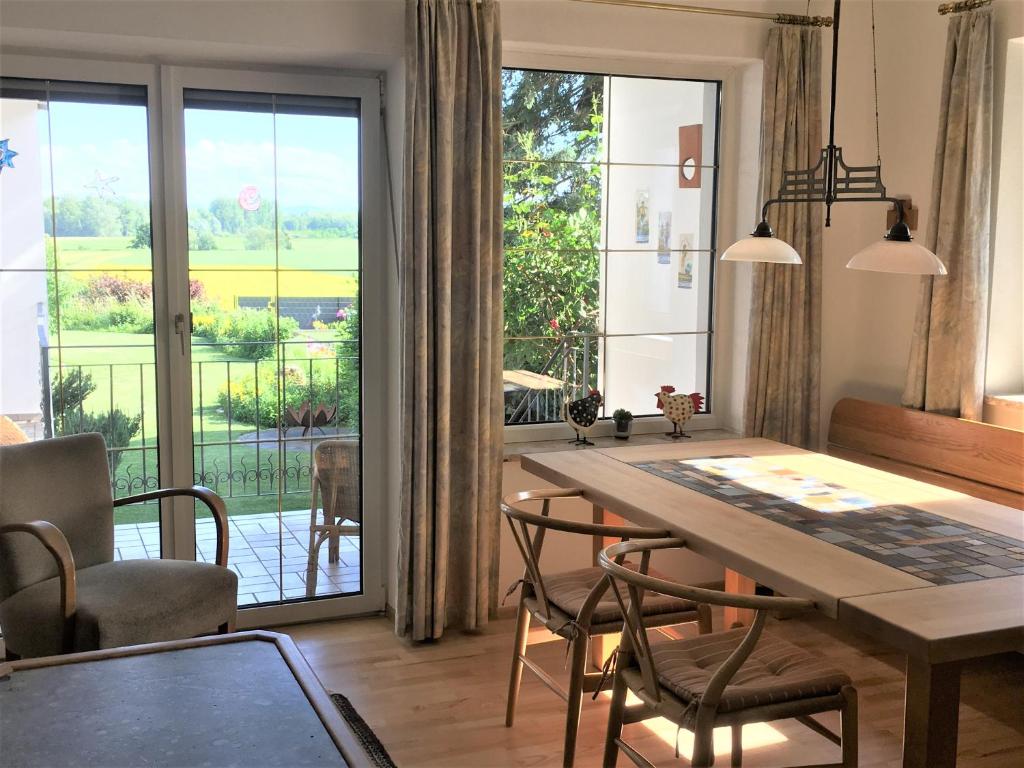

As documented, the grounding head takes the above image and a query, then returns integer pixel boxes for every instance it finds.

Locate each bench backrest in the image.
[827,398,1024,509]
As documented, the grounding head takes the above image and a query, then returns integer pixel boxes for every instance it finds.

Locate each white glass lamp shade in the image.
[846,225,947,275]
[722,235,802,264]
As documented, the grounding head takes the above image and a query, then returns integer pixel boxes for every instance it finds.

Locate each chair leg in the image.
[692,722,715,767]
[505,599,531,727]
[603,668,628,768]
[563,633,590,768]
[328,529,340,564]
[731,724,742,767]
[697,603,713,635]
[840,685,858,767]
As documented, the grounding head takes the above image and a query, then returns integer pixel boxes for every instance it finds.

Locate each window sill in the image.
[503,423,739,462]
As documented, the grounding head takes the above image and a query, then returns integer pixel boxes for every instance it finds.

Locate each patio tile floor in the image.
[113,509,360,607]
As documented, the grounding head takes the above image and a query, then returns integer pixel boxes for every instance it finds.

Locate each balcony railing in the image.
[503,333,599,425]
[40,339,359,507]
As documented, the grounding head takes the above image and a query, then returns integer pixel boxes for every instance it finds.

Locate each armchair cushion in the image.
[0,559,237,659]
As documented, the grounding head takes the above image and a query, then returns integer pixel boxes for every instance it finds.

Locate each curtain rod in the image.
[938,0,992,15]
[569,0,833,27]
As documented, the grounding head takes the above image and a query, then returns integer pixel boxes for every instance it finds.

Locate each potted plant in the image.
[612,408,634,439]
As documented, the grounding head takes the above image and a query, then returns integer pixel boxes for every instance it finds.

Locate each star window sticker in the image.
[0,139,18,173]
[85,170,120,197]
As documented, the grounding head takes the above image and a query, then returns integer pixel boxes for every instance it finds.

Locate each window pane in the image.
[607,77,718,167]
[604,250,712,334]
[504,335,602,424]
[502,70,606,162]
[603,333,711,418]
[605,164,716,252]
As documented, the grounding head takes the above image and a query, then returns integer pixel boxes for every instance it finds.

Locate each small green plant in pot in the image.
[612,408,633,439]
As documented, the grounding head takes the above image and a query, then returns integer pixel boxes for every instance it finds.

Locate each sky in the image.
[33,100,359,213]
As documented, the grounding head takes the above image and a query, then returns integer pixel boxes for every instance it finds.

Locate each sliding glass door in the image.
[0,59,385,624]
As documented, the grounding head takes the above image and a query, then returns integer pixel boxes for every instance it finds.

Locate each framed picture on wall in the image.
[657,211,672,264]
[678,233,695,288]
[635,189,650,243]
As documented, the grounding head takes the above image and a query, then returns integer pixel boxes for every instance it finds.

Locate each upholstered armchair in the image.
[0,433,237,660]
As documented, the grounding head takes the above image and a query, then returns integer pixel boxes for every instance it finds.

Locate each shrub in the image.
[188,278,206,301]
[191,308,298,360]
[61,299,153,334]
[218,364,343,429]
[48,368,96,416]
[244,227,275,251]
[189,228,217,251]
[83,274,152,304]
[56,408,142,473]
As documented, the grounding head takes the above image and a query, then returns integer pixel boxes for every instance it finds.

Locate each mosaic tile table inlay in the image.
[631,455,1024,585]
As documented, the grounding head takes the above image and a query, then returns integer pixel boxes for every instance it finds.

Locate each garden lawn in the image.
[53,329,349,525]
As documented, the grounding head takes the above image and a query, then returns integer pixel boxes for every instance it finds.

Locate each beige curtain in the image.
[902,9,993,420]
[744,26,823,448]
[396,0,504,641]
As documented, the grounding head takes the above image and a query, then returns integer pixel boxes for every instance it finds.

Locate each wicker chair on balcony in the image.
[0,433,237,660]
[599,538,858,768]
[305,439,361,598]
[502,489,712,768]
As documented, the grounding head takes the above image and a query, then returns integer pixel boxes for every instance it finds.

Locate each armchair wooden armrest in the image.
[0,521,77,652]
[114,486,229,567]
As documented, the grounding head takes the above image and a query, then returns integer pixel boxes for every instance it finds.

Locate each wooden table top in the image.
[521,438,1024,660]
[1,631,371,767]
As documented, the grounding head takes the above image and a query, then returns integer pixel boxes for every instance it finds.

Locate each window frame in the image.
[501,49,748,443]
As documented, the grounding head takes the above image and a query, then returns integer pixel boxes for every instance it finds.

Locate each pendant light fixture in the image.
[722,0,947,275]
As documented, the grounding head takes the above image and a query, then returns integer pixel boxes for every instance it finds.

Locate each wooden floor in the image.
[281,610,1024,767]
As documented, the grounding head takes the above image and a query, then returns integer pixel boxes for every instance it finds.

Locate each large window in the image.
[502,69,719,426]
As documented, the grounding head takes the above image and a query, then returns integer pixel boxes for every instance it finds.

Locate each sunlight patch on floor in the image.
[602,691,788,759]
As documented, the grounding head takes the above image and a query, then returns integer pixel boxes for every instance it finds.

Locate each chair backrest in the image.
[599,538,814,709]
[0,433,115,601]
[314,439,360,525]
[500,488,671,623]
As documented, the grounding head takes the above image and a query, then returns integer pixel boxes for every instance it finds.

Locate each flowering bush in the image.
[217,363,341,428]
[83,274,152,304]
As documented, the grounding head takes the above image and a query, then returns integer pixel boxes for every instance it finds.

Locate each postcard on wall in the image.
[678,233,695,288]
[678,252,694,289]
[635,189,650,243]
[657,211,672,264]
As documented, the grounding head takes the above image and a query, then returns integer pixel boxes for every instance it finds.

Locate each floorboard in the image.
[279,610,1024,767]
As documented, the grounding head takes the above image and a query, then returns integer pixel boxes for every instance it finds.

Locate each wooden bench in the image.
[827,398,1024,510]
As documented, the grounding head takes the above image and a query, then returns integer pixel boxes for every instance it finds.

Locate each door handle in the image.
[173,312,192,355]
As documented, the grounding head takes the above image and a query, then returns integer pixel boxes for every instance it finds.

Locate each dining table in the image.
[521,437,1024,768]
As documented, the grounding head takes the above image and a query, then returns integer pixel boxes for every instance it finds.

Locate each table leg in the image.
[902,656,961,768]
[723,569,756,628]
[591,505,623,669]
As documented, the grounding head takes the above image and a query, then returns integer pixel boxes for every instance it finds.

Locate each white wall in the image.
[808,0,1024,442]
[0,98,48,418]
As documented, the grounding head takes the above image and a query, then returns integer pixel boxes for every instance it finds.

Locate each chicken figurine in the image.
[563,388,603,446]
[655,385,704,439]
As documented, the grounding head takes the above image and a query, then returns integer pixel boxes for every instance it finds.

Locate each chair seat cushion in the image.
[0,559,237,659]
[542,565,699,625]
[651,628,852,714]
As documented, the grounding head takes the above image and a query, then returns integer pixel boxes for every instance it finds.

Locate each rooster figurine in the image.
[655,385,704,439]
[563,388,603,446]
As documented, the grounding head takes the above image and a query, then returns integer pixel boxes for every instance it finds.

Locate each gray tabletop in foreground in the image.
[0,631,369,768]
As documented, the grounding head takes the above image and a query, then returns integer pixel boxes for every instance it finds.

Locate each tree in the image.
[129,221,151,249]
[209,197,243,234]
[501,70,604,382]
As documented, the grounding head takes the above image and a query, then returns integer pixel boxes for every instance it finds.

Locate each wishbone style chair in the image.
[599,538,859,768]
[502,489,712,768]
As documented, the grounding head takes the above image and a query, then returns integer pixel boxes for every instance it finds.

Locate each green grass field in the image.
[56,234,360,271]
[43,233,360,525]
